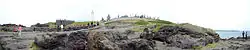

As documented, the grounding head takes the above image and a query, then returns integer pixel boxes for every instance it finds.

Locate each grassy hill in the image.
[45,21,97,28]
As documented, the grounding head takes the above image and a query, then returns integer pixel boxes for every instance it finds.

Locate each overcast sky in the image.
[0,0,249,30]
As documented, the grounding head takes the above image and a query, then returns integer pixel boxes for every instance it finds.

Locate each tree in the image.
[107,14,111,21]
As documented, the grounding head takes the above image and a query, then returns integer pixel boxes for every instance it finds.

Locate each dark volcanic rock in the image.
[117,39,155,50]
[0,37,8,50]
[35,31,88,50]
[239,44,250,50]
[236,36,250,39]
[35,33,68,50]
[33,23,220,50]
[150,23,220,49]
[228,37,236,40]
[67,31,88,50]
[89,30,156,50]
[140,28,155,40]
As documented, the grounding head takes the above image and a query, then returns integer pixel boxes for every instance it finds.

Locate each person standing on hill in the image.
[13,26,17,32]
[242,31,245,39]
[13,26,18,37]
[246,31,248,40]
[60,25,64,32]
[18,25,22,37]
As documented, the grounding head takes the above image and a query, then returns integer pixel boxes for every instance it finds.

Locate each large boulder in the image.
[88,30,156,50]
[150,23,220,49]
[35,33,68,50]
[34,31,88,50]
[66,31,88,50]
[33,23,220,50]
[117,39,155,50]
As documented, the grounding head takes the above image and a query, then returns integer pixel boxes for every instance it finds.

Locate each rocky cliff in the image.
[33,23,220,50]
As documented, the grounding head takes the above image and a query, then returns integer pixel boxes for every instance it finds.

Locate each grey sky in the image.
[0,0,249,30]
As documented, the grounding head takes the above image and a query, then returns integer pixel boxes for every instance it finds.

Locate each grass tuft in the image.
[29,42,39,50]
[131,27,144,32]
[193,45,203,50]
[192,43,217,50]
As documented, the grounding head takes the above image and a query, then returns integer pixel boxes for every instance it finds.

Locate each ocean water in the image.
[216,31,243,39]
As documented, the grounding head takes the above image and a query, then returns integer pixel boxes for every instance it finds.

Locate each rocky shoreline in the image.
[1,18,250,50]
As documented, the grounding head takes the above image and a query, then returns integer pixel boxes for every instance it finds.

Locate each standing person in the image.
[13,26,17,32]
[242,31,245,39]
[18,25,22,37]
[60,25,64,32]
[33,27,36,32]
[13,26,17,37]
[246,31,248,40]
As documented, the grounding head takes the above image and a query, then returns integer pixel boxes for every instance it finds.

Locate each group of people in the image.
[87,22,99,28]
[242,31,248,40]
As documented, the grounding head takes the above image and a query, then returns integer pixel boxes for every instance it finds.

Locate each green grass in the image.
[48,25,56,28]
[193,45,203,50]
[105,21,115,25]
[135,19,174,26]
[104,18,176,32]
[105,19,141,25]
[133,19,176,32]
[131,27,144,32]
[206,43,217,48]
[104,18,174,26]
[153,24,162,32]
[148,19,173,24]
[192,43,217,50]
[135,20,149,25]
[152,24,180,32]
[29,42,39,50]
[46,22,56,24]
[44,21,98,28]
[67,21,97,27]
[44,22,56,28]
[71,22,90,25]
